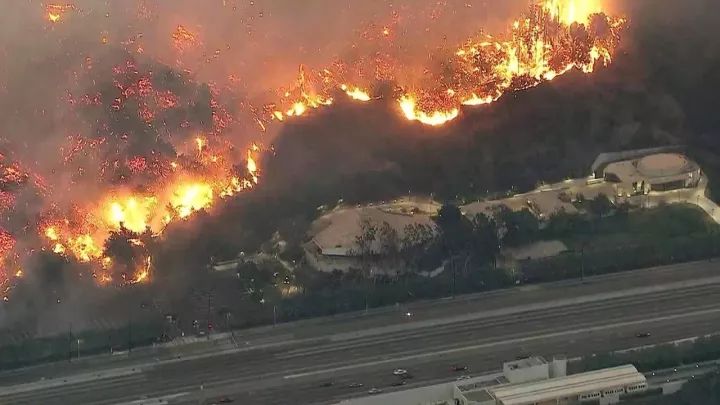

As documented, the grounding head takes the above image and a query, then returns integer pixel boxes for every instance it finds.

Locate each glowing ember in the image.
[46,4,73,23]
[261,0,625,126]
[0,0,623,297]
[172,25,198,52]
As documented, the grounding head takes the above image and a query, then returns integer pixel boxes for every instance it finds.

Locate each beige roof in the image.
[461,198,529,218]
[311,207,435,256]
[490,365,646,405]
[605,153,699,184]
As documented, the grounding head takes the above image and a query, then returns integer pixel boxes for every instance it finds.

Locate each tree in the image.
[588,193,613,219]
[435,204,473,295]
[470,214,500,268]
[353,218,378,310]
[353,218,378,275]
[435,204,473,253]
[497,207,539,247]
[237,261,272,304]
[400,223,438,273]
[378,221,401,275]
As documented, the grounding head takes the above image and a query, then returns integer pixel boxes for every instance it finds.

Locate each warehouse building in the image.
[339,357,647,405]
[457,363,647,405]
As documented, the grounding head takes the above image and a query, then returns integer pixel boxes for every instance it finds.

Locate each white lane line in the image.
[278,286,720,359]
[0,366,144,396]
[326,276,720,343]
[113,392,189,405]
[283,306,720,379]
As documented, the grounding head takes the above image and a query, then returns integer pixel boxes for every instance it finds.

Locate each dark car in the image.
[391,380,407,387]
[320,381,334,387]
[347,382,364,388]
[636,332,651,338]
[451,365,469,372]
[399,373,414,380]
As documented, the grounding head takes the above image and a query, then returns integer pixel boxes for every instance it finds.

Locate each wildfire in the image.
[106,196,157,233]
[46,4,74,23]
[0,0,625,297]
[399,96,459,127]
[172,25,198,52]
[38,139,262,283]
[169,182,214,219]
[542,0,603,25]
[341,85,372,102]
[259,0,625,127]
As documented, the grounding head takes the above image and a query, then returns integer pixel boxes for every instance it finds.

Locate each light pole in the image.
[68,323,73,363]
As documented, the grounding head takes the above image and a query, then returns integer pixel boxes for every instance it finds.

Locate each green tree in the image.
[435,204,473,295]
[470,213,500,268]
[497,207,539,247]
[588,193,613,219]
[237,261,272,303]
[378,221,402,275]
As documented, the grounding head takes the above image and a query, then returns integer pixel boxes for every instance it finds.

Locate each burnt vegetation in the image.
[3,0,720,357]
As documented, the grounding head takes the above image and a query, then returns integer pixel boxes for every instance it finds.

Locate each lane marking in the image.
[327,276,720,343]
[278,288,720,358]
[0,367,144,396]
[113,391,189,405]
[283,306,720,379]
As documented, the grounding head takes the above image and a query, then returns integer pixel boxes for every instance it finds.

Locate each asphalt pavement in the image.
[2,260,720,405]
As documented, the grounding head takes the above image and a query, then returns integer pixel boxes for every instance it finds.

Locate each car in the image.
[636,332,651,338]
[391,380,407,387]
[368,388,383,395]
[320,381,334,387]
[347,382,364,388]
[393,368,408,376]
[456,375,471,381]
[451,365,469,372]
[217,398,234,404]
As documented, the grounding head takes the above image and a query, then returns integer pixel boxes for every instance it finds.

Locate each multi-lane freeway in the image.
[2,261,720,404]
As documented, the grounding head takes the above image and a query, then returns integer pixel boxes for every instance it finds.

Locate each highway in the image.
[2,261,720,405]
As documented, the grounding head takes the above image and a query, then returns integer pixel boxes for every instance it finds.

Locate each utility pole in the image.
[273,305,277,327]
[68,323,72,363]
[581,247,585,282]
[128,304,132,353]
[206,288,212,340]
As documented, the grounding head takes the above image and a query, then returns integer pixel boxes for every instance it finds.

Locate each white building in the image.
[602,153,701,197]
[460,364,648,405]
[339,357,647,405]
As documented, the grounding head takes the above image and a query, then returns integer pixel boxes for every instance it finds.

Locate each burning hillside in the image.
[0,0,625,300]
[259,0,624,127]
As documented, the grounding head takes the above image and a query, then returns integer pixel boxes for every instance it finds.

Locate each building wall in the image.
[503,363,550,384]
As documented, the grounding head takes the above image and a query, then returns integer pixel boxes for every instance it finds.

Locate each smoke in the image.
[261,0,720,201]
[0,0,533,334]
[2,0,718,336]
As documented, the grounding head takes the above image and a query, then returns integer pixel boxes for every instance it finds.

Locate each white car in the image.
[368,388,383,395]
[393,369,408,376]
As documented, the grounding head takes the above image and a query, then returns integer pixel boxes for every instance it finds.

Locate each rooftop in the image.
[605,153,699,184]
[504,356,547,370]
[464,389,494,402]
[490,365,646,405]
